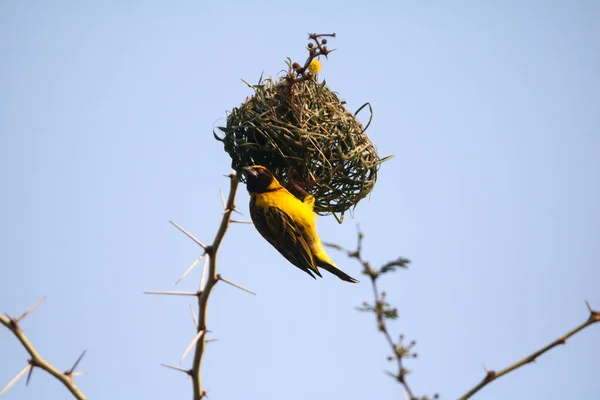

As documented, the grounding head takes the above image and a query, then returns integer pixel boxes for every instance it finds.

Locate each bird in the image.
[242,165,358,283]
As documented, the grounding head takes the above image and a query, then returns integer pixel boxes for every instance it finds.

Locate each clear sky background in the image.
[1,1,599,399]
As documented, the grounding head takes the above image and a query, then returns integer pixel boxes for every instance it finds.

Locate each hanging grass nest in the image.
[214,33,391,220]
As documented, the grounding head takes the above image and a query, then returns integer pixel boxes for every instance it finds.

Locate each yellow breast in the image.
[254,188,318,240]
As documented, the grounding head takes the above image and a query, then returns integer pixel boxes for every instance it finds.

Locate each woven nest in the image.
[215,74,388,218]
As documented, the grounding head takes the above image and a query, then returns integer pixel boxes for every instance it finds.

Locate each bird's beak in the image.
[242,166,258,178]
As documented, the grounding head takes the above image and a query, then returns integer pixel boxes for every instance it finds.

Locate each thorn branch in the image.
[458,302,600,399]
[190,172,240,400]
[154,172,245,400]
[0,301,87,400]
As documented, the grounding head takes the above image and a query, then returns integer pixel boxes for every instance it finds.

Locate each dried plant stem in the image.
[0,302,87,400]
[368,274,416,400]
[459,302,600,400]
[191,173,239,400]
[325,232,419,400]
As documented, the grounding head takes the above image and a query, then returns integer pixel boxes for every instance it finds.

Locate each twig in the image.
[0,299,87,400]
[325,230,428,400]
[190,172,240,400]
[151,172,247,399]
[458,302,600,400]
[290,33,336,79]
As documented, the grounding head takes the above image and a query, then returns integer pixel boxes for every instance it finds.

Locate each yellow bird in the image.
[242,165,358,283]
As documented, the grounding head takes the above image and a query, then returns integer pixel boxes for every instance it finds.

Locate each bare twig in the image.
[0,300,87,400]
[154,172,244,399]
[328,231,599,400]
[290,33,336,79]
[458,302,600,400]
[190,172,240,400]
[325,231,428,400]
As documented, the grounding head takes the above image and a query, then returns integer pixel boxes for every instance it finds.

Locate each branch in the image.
[0,298,87,399]
[190,172,241,400]
[148,172,253,399]
[325,231,436,400]
[458,301,600,400]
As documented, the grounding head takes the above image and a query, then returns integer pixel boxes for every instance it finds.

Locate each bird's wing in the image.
[250,201,322,278]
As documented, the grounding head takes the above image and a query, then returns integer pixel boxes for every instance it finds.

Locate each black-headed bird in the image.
[242,165,358,283]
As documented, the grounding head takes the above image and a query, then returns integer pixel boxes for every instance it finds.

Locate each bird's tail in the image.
[318,261,359,283]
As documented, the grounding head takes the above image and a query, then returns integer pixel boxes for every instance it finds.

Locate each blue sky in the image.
[1,1,599,399]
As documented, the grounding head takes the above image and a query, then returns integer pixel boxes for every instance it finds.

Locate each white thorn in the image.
[180,330,205,364]
[175,254,205,285]
[0,364,31,396]
[199,255,210,292]
[17,297,46,322]
[189,304,198,328]
[144,291,198,297]
[219,189,226,210]
[169,220,207,250]
[218,276,256,295]
[161,363,190,374]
